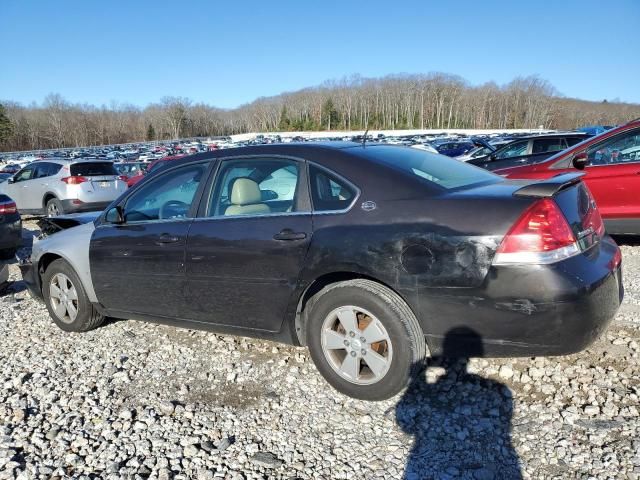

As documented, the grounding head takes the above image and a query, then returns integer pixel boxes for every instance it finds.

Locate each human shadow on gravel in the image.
[396,327,522,480]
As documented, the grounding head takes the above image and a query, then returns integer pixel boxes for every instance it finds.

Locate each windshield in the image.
[354,145,498,190]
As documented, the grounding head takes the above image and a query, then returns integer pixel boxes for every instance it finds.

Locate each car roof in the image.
[31,157,114,165]
[504,132,591,141]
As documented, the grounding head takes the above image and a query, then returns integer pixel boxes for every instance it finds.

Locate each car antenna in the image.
[362,128,369,148]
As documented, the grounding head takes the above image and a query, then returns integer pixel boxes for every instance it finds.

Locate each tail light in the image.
[493,198,580,265]
[61,176,87,185]
[0,201,17,214]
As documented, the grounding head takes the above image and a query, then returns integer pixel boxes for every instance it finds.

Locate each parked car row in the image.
[498,118,640,235]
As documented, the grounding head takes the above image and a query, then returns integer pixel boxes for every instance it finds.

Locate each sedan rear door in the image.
[183,157,312,332]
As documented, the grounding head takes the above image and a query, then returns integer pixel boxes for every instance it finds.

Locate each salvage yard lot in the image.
[1,220,639,479]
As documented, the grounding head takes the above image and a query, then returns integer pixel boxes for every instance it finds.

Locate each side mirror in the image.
[572,152,588,170]
[105,206,125,224]
[489,153,497,161]
[7,178,14,184]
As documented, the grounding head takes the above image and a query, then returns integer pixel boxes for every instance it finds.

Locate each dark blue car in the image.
[433,141,475,157]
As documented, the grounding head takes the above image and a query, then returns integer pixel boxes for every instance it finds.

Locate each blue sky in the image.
[1,0,639,108]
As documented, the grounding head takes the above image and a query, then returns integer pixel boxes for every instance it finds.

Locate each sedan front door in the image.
[3,166,35,211]
[90,162,210,318]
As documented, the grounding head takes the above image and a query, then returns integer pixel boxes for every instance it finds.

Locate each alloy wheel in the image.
[49,273,79,324]
[321,306,393,385]
[47,203,59,217]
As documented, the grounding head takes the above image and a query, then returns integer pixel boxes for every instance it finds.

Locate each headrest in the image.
[230,178,262,206]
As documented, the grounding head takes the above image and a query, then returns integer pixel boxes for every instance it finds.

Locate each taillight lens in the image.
[61,176,87,185]
[494,198,579,265]
[0,201,17,214]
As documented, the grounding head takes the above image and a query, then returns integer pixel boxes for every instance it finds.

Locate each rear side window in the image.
[70,162,117,176]
[355,146,497,190]
[309,165,355,212]
[566,137,586,147]
[532,138,565,154]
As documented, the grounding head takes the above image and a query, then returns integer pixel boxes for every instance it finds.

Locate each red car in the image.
[126,155,187,187]
[497,118,640,235]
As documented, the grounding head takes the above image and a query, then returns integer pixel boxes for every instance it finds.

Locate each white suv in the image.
[0,159,127,216]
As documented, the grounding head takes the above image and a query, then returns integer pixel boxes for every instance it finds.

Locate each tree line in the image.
[1,73,639,152]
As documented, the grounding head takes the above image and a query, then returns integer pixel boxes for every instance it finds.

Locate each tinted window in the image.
[495,140,528,159]
[208,159,300,217]
[566,137,586,147]
[309,165,355,212]
[70,162,118,176]
[124,164,206,222]
[587,129,640,165]
[355,146,497,190]
[33,163,52,179]
[532,138,565,154]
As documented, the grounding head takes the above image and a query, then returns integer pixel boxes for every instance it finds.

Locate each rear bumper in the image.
[419,235,623,357]
[61,200,111,214]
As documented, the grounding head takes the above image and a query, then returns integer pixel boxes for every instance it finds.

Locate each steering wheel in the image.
[159,200,189,220]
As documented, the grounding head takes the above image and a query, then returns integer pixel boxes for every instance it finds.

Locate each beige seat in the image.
[225,178,271,216]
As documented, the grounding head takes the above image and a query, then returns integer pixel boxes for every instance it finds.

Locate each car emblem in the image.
[361,201,377,211]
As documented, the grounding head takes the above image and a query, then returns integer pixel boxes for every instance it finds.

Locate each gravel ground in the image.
[0,221,639,480]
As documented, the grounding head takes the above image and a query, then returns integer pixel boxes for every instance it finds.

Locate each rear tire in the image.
[305,279,426,401]
[46,198,64,217]
[42,259,105,332]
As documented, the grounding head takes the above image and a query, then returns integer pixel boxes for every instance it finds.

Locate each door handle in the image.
[155,233,180,245]
[273,229,307,241]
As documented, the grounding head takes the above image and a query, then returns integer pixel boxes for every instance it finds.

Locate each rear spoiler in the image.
[513,172,585,198]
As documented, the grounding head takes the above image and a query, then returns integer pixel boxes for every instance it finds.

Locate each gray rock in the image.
[249,452,283,468]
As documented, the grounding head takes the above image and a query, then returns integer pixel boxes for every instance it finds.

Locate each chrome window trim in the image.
[191,211,312,223]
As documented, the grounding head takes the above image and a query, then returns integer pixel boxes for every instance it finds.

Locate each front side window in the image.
[208,158,300,217]
[494,140,528,159]
[123,163,206,222]
[587,129,640,165]
[14,167,34,182]
[309,165,356,212]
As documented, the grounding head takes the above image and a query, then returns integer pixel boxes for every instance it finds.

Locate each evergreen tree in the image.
[146,123,156,141]
[322,98,339,130]
[278,106,290,131]
[0,104,13,147]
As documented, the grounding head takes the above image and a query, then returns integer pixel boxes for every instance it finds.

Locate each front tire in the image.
[46,198,64,217]
[42,259,105,332]
[305,279,427,401]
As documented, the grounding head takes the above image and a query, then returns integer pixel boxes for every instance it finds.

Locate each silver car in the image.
[0,158,127,216]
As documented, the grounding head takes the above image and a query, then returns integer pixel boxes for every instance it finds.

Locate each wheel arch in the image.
[42,192,58,210]
[291,271,420,346]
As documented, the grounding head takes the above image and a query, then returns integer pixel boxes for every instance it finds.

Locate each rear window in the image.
[70,162,118,176]
[355,145,498,190]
